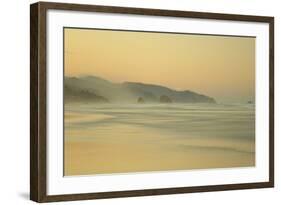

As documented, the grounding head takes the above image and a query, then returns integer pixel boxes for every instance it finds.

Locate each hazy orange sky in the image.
[64,28,255,103]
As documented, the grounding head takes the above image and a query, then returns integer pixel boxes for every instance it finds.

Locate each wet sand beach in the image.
[64,103,255,176]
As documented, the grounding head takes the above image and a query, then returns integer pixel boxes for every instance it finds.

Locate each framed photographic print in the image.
[30,1,274,202]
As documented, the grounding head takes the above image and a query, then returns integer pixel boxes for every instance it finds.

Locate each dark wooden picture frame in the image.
[30,1,274,203]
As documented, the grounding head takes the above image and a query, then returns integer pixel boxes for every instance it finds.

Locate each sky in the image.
[64,28,255,103]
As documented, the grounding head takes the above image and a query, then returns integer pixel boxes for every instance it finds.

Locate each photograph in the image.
[63,28,256,176]
[29,2,274,202]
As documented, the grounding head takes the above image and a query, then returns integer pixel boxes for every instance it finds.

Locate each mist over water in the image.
[64,103,255,176]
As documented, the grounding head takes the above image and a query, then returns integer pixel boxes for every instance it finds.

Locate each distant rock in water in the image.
[137,97,145,103]
[247,100,254,104]
[64,75,216,103]
[159,95,172,103]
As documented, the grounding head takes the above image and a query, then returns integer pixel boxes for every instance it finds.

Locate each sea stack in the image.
[137,97,145,103]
